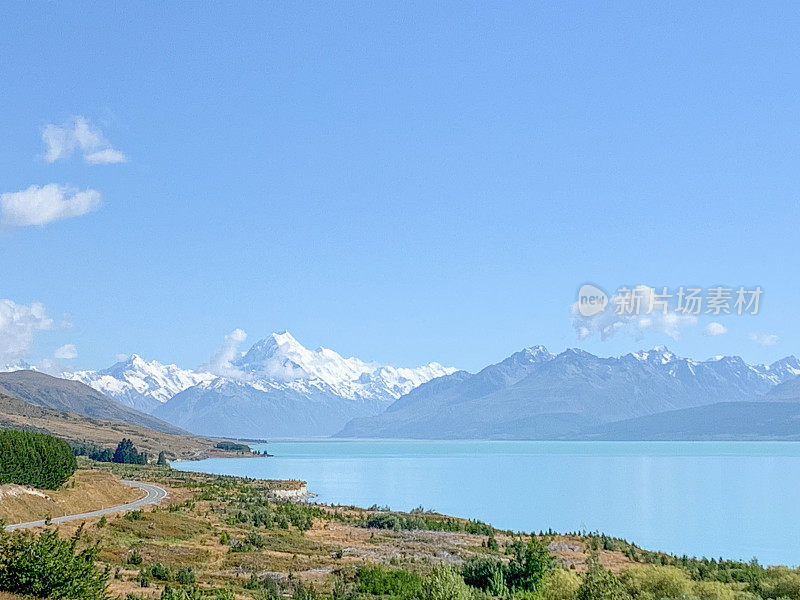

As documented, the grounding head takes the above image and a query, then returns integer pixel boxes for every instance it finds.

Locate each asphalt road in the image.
[3,479,168,532]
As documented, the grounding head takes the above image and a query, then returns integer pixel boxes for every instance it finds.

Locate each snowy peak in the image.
[67,354,215,412]
[68,331,458,413]
[521,345,554,362]
[752,355,800,385]
[234,332,457,401]
[630,346,680,364]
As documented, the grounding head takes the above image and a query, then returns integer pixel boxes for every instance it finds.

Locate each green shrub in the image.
[506,538,556,591]
[758,567,800,600]
[576,562,630,600]
[148,562,171,581]
[174,566,195,585]
[0,429,77,489]
[127,547,143,565]
[421,565,474,600]
[620,565,692,600]
[0,526,107,599]
[355,564,423,597]
[692,580,737,600]
[462,555,504,590]
[542,568,582,600]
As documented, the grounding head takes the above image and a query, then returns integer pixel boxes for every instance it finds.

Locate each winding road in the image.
[4,480,167,532]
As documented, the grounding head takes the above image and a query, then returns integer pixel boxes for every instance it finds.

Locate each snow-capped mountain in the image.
[232,331,456,401]
[68,332,457,437]
[751,355,800,385]
[152,332,456,438]
[338,346,800,440]
[68,354,216,413]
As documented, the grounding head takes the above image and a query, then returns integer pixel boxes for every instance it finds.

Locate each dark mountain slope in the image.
[0,370,185,435]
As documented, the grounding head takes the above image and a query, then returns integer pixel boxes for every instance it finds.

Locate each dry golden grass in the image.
[0,469,141,525]
[0,465,639,599]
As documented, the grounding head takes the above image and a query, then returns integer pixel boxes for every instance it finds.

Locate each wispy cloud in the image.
[53,344,78,359]
[1,184,101,226]
[42,116,127,165]
[0,299,54,366]
[749,332,780,347]
[703,322,727,336]
[572,285,697,341]
[205,329,248,378]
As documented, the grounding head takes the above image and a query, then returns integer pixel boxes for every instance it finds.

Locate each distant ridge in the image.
[0,370,185,435]
[337,347,800,440]
[570,402,800,441]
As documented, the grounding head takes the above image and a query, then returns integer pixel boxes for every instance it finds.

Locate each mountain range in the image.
[29,333,800,440]
[68,332,456,438]
[336,346,800,439]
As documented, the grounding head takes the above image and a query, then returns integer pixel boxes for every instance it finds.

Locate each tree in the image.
[0,429,76,489]
[113,439,147,464]
[506,538,556,591]
[156,451,169,466]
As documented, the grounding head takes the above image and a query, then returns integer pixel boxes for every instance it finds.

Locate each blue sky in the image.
[1,2,799,372]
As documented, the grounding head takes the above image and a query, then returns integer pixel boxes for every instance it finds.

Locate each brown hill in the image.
[0,393,241,460]
[0,370,183,435]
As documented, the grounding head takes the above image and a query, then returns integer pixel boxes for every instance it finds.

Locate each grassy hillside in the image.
[0,371,183,435]
[0,393,247,461]
[0,371,186,433]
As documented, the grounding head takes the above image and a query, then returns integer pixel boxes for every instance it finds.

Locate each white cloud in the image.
[1,184,101,226]
[0,299,54,366]
[85,148,128,165]
[205,329,248,378]
[54,344,78,359]
[704,322,727,336]
[749,332,780,347]
[572,285,697,341]
[42,116,127,165]
[116,353,130,362]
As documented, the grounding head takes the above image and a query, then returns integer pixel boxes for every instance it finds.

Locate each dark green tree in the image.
[0,429,77,489]
[113,439,147,464]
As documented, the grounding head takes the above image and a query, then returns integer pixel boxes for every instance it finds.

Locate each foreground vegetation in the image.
[1,460,799,600]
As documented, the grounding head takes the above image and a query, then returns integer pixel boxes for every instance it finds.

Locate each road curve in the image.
[4,479,168,532]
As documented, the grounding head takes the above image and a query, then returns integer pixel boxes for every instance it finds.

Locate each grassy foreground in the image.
[2,461,800,600]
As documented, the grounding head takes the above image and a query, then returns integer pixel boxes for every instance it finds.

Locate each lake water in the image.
[173,440,800,566]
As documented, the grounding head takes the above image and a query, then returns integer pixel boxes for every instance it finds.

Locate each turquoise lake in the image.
[173,440,800,566]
